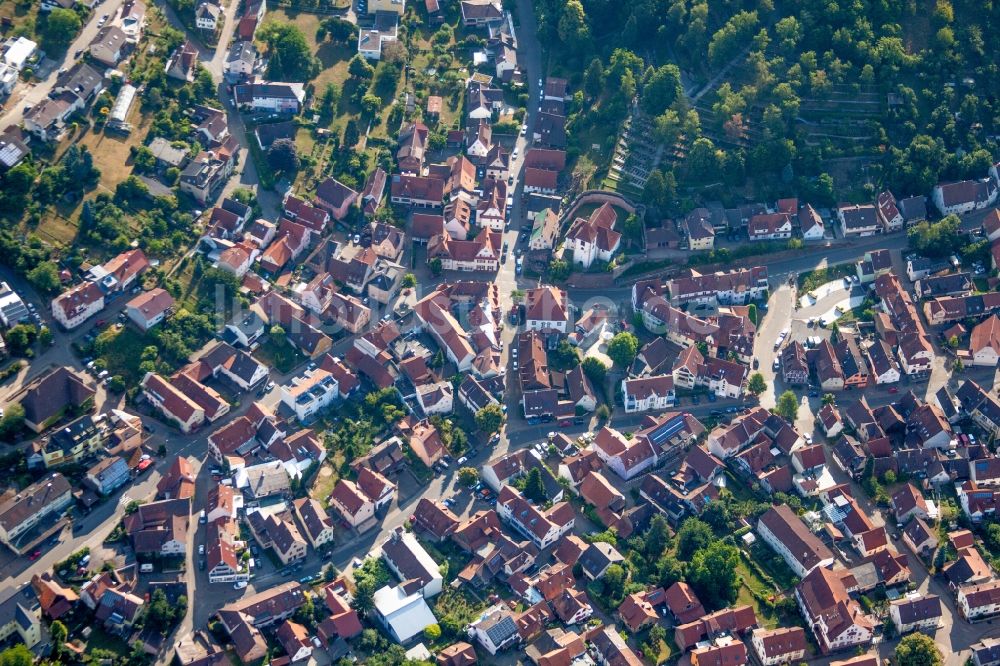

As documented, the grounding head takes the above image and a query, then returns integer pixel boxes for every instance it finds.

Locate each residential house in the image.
[496,485,574,549]
[85,456,130,495]
[529,209,560,250]
[589,426,657,481]
[89,26,127,66]
[932,179,999,216]
[969,315,1000,366]
[889,595,943,634]
[622,375,675,413]
[757,505,834,578]
[957,580,1000,620]
[838,204,880,237]
[524,286,568,333]
[876,191,904,231]
[380,527,443,598]
[796,567,875,653]
[748,213,792,241]
[800,204,825,240]
[165,40,199,81]
[565,203,620,268]
[224,40,256,79]
[13,367,95,434]
[0,473,72,550]
[751,627,807,666]
[125,288,174,331]
[123,498,190,557]
[372,584,438,644]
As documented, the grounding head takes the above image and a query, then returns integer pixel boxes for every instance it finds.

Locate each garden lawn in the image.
[253,338,302,373]
[95,325,152,385]
[797,263,854,292]
[734,571,780,629]
[747,540,799,590]
[309,458,342,506]
[85,627,130,655]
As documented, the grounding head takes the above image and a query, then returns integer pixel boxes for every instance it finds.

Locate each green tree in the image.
[50,620,68,653]
[623,213,642,244]
[319,83,340,122]
[676,517,713,560]
[657,551,684,588]
[267,138,300,173]
[775,390,799,421]
[607,332,639,368]
[361,94,382,117]
[581,357,608,386]
[644,514,670,557]
[27,261,61,294]
[747,372,766,396]
[429,258,443,276]
[270,324,286,344]
[424,624,442,641]
[548,259,570,280]
[688,540,740,610]
[821,393,836,406]
[895,633,943,666]
[523,467,546,503]
[685,137,721,182]
[557,0,590,50]
[984,523,1000,552]
[40,8,81,48]
[38,327,53,347]
[583,58,605,97]
[601,563,626,603]
[0,403,25,440]
[707,11,758,67]
[258,22,318,81]
[458,467,478,486]
[907,215,963,258]
[474,403,504,435]
[348,54,375,80]
[352,578,375,614]
[0,645,34,666]
[641,64,682,116]
[401,273,416,288]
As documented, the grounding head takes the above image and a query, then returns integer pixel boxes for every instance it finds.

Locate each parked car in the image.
[234,581,248,589]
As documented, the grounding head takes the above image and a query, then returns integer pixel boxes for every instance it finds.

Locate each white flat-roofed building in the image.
[280,368,339,421]
[372,585,438,645]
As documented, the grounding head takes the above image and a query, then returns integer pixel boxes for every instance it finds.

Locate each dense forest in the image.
[534,0,1000,210]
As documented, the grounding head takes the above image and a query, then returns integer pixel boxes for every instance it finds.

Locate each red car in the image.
[558,419,572,427]
[28,550,41,561]
[888,387,898,394]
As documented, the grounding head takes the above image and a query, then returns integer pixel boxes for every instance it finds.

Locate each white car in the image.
[520,124,527,135]
[198,544,205,555]
[234,581,248,589]
[457,456,468,465]
[804,433,813,445]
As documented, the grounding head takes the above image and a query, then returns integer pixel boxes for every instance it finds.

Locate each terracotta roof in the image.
[664,581,706,624]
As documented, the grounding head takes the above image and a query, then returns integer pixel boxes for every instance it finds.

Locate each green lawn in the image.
[95,325,153,384]
[798,263,855,292]
[253,338,302,373]
[85,627,130,655]
[747,541,799,590]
